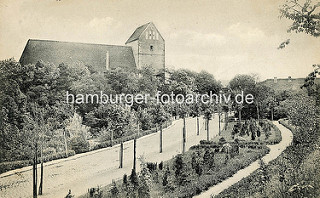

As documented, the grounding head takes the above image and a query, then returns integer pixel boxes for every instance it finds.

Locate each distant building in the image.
[261,76,320,92]
[125,22,165,71]
[19,22,165,72]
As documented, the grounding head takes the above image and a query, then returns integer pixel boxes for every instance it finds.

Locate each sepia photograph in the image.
[0,0,319,197]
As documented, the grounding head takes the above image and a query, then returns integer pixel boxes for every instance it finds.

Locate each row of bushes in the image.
[96,144,270,198]
[157,146,270,197]
[172,148,270,197]
[0,150,76,174]
[265,121,282,145]
[191,141,267,151]
[215,120,320,197]
[278,119,295,132]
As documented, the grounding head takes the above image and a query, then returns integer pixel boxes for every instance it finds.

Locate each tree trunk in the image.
[63,130,68,157]
[256,105,260,120]
[207,118,210,141]
[204,118,207,130]
[119,141,123,168]
[271,108,274,121]
[224,111,228,130]
[159,124,163,153]
[218,113,221,136]
[38,146,43,195]
[196,116,199,136]
[111,130,114,147]
[33,144,38,198]
[239,109,242,124]
[133,137,136,171]
[182,117,186,153]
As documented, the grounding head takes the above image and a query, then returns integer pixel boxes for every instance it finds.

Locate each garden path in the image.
[194,121,293,198]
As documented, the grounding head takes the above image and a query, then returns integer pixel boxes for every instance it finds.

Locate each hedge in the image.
[0,119,173,174]
[0,150,75,174]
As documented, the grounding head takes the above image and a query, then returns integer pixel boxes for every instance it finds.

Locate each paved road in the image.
[194,121,294,198]
[0,115,220,198]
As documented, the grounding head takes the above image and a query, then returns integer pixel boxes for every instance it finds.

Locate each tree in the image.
[33,143,38,198]
[258,159,270,196]
[280,0,320,37]
[203,104,214,141]
[191,102,202,136]
[0,60,74,163]
[191,152,203,176]
[280,0,320,106]
[138,66,161,96]
[138,174,150,198]
[129,168,139,187]
[222,103,230,130]
[173,154,187,185]
[110,180,119,197]
[123,174,128,186]
[105,67,139,95]
[254,84,274,120]
[250,119,257,141]
[301,64,320,105]
[229,74,256,122]
[162,167,170,186]
[133,137,137,171]
[217,102,222,136]
[174,154,184,178]
[170,69,196,93]
[178,103,189,153]
[153,103,169,153]
[159,161,164,170]
[195,71,221,94]
[203,149,211,170]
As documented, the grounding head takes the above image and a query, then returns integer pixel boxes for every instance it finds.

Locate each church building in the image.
[19,22,165,72]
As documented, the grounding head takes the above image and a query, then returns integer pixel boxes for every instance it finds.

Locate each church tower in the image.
[125,22,165,71]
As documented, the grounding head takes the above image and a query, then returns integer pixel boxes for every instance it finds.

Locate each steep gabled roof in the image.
[19,39,136,71]
[260,77,320,92]
[125,22,151,44]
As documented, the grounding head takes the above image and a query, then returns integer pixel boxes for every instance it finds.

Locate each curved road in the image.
[195,121,293,198]
[0,115,220,198]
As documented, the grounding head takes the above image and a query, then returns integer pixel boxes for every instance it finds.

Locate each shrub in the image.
[129,169,139,187]
[146,162,157,172]
[69,136,90,154]
[110,180,119,196]
[159,161,163,170]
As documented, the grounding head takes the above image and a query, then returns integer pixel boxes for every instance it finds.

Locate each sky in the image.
[0,0,319,82]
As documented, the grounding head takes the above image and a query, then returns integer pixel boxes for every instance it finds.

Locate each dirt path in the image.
[0,116,220,198]
[194,121,293,198]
